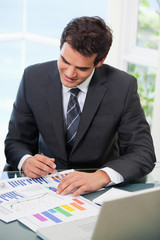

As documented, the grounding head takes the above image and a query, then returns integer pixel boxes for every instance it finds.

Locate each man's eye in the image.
[78,68,89,72]
[61,57,69,64]
[63,59,68,64]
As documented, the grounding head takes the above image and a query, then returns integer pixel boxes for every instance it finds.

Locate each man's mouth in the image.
[64,74,77,83]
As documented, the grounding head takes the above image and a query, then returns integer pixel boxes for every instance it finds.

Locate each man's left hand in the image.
[56,170,111,197]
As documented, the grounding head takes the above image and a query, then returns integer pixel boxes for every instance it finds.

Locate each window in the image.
[137,0,160,49]
[124,0,160,160]
[0,0,109,170]
[121,0,159,126]
[127,0,159,125]
[107,0,160,160]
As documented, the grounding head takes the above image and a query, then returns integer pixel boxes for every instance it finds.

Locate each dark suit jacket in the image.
[5,61,156,181]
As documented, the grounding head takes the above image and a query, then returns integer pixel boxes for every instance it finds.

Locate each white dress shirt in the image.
[18,69,124,186]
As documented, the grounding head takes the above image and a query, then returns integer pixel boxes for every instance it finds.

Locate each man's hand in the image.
[22,154,56,178]
[56,170,111,197]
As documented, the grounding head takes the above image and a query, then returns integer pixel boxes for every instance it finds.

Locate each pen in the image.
[41,153,62,180]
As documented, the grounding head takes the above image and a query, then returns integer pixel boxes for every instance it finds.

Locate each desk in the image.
[0,171,156,240]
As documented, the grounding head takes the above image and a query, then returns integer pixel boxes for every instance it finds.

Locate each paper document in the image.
[0,170,74,222]
[0,169,100,232]
[92,187,133,205]
[19,195,100,232]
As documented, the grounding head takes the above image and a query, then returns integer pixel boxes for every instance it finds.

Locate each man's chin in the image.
[62,80,78,88]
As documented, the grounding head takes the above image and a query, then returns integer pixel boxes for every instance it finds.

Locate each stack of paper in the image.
[93,187,132,205]
[0,170,100,232]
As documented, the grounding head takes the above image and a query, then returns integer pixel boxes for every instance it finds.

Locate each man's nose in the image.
[66,65,77,78]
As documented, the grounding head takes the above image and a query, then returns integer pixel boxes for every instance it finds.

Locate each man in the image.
[5,16,156,197]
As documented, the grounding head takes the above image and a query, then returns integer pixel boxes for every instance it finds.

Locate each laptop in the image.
[36,186,160,240]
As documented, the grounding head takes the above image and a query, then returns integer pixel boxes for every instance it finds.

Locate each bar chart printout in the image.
[0,169,100,226]
[0,169,73,191]
[19,197,100,232]
[0,170,74,222]
[0,176,50,191]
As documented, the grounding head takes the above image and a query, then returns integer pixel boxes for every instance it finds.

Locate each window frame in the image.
[108,0,160,160]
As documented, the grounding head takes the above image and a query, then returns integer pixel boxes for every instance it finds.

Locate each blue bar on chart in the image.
[31,178,49,184]
[42,211,62,223]
[0,195,9,202]
[9,191,24,199]
[0,191,24,203]
[51,176,61,183]
[19,179,27,186]
[26,179,33,184]
[39,177,49,184]
[8,179,27,188]
[48,209,57,214]
[8,181,17,188]
[45,186,57,192]
[7,177,49,189]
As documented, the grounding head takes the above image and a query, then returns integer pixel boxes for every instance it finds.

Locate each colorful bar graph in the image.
[54,207,72,217]
[42,211,62,223]
[70,202,86,211]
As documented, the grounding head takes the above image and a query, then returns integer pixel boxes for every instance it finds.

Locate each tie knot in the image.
[70,88,80,97]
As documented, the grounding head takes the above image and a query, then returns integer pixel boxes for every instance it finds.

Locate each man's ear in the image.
[95,56,107,68]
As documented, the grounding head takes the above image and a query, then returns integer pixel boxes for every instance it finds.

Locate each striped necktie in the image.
[66,88,81,154]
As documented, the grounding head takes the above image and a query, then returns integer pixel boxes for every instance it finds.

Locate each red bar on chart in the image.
[73,198,84,205]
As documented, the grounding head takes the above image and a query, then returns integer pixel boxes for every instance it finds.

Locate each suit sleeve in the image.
[105,76,156,181]
[5,68,39,170]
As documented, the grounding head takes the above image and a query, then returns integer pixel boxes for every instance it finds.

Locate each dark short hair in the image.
[60,16,113,66]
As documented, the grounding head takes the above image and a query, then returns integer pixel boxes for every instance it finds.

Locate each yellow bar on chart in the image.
[61,204,76,212]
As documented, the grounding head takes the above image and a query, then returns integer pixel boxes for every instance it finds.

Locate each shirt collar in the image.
[63,69,95,94]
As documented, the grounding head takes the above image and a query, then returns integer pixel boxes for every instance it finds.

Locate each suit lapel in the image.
[42,63,67,157]
[72,68,108,153]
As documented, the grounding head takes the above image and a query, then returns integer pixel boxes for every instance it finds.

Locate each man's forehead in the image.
[60,43,97,68]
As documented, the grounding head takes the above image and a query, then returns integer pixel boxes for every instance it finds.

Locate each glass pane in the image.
[0,41,22,122]
[25,41,60,66]
[27,0,108,38]
[0,0,109,170]
[0,41,22,170]
[128,63,156,126]
[0,0,23,33]
[137,0,160,49]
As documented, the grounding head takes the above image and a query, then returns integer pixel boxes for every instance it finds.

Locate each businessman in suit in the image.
[5,16,156,196]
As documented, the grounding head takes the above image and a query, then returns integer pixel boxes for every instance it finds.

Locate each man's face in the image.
[58,43,97,88]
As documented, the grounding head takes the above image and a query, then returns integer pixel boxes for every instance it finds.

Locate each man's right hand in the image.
[22,154,56,178]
